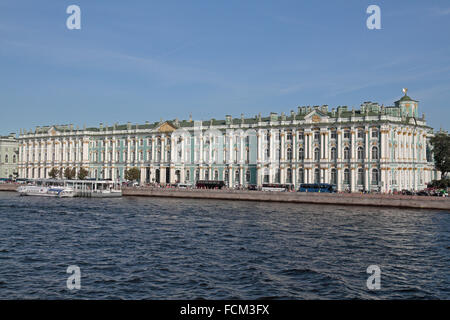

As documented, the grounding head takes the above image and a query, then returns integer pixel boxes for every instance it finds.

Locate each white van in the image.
[177,183,192,189]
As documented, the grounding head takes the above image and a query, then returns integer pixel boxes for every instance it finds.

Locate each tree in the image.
[125,167,140,182]
[430,132,450,178]
[49,167,60,179]
[77,167,89,180]
[64,167,76,180]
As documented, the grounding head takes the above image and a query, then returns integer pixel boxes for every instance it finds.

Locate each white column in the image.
[337,129,342,160]
[365,127,369,161]
[351,128,356,161]
[161,135,166,163]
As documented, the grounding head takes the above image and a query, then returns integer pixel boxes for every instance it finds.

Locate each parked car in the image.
[176,183,193,189]
[416,190,429,196]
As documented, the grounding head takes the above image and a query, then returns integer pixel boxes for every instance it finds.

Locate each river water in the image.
[0,191,448,299]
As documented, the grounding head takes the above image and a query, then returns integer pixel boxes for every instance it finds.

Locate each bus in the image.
[261,184,294,192]
[196,180,225,189]
[298,183,337,193]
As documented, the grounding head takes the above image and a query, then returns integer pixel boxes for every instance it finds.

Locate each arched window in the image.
[5,155,8,163]
[344,168,350,184]
[205,170,209,180]
[298,169,304,184]
[344,147,350,160]
[298,148,304,160]
[357,168,364,185]
[13,155,16,163]
[287,148,292,161]
[357,147,364,160]
[214,170,219,180]
[314,168,320,183]
[314,148,320,161]
[224,170,229,182]
[245,170,250,183]
[330,169,337,185]
[235,170,240,185]
[186,169,190,182]
[372,146,379,160]
[372,169,379,185]
[286,168,292,184]
[195,169,200,181]
[331,147,337,160]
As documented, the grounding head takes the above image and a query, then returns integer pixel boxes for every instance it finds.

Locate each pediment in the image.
[157,121,177,133]
[48,127,57,136]
[304,110,329,123]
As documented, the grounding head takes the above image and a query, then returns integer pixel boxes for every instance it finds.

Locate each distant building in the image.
[17,90,439,192]
[0,134,19,179]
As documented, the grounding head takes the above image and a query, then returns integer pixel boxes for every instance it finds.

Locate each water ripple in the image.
[0,191,448,299]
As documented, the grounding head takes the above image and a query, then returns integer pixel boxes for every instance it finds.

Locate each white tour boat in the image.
[16,179,122,198]
[17,185,75,198]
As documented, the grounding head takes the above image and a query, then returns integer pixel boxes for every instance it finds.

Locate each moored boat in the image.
[15,179,122,198]
[17,185,75,197]
[65,179,122,198]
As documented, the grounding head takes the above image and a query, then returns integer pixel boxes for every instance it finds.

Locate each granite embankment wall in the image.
[123,187,450,210]
[1,183,448,210]
[0,184,18,191]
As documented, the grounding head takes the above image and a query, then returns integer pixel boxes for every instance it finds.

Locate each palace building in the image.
[0,133,19,179]
[17,90,440,192]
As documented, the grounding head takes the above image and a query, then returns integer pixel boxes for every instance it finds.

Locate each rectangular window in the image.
[314,132,320,140]
[358,130,364,138]
[287,132,292,141]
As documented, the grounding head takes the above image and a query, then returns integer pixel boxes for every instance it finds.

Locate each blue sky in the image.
[1,0,449,135]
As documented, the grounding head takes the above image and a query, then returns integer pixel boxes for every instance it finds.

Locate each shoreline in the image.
[122,187,450,211]
[1,184,448,210]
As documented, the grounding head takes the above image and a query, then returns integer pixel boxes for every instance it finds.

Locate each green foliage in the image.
[77,167,89,180]
[430,133,450,177]
[48,167,59,179]
[427,178,450,189]
[64,167,76,180]
[125,167,140,181]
